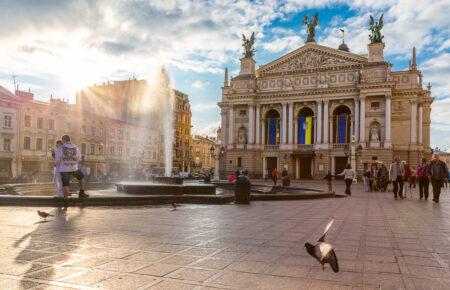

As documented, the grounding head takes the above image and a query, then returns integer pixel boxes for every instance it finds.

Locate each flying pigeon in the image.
[37,210,53,221]
[304,217,339,272]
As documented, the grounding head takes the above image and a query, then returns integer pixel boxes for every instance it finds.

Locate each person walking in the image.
[417,158,430,200]
[55,135,89,207]
[323,171,334,192]
[389,157,405,199]
[271,168,278,186]
[378,164,389,192]
[404,163,411,197]
[428,154,448,203]
[51,140,63,198]
[337,164,355,196]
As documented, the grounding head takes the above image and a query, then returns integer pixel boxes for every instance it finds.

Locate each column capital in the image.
[409,99,418,105]
[316,100,322,105]
[359,95,366,100]
[385,94,392,99]
[323,99,329,104]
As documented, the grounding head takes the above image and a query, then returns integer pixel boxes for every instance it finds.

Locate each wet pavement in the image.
[1,180,450,289]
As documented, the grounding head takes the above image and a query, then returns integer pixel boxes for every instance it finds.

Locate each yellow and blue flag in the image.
[299,116,312,144]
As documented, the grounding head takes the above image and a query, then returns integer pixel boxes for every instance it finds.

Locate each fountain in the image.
[115,67,216,195]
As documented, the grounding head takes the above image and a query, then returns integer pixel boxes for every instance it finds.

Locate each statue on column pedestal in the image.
[303,13,319,43]
[242,32,255,58]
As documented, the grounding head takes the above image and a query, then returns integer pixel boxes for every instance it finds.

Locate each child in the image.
[323,171,334,192]
[363,171,370,192]
[51,140,64,198]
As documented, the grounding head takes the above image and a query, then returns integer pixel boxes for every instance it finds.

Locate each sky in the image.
[0,0,449,149]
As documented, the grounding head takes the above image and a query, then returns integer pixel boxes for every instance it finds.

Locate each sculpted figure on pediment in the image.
[276,51,347,72]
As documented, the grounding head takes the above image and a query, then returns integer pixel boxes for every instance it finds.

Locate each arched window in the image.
[297,107,314,144]
[265,109,280,145]
[333,105,351,144]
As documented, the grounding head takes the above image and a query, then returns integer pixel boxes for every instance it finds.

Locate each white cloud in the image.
[194,121,221,138]
[191,80,209,89]
[263,35,303,53]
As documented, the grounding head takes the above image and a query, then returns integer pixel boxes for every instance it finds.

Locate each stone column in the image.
[248,104,255,144]
[255,104,260,145]
[359,96,366,144]
[316,101,322,144]
[313,116,317,144]
[282,102,287,144]
[288,102,294,144]
[221,110,227,146]
[228,105,234,145]
[323,100,329,144]
[261,119,266,145]
[418,104,423,144]
[410,100,417,144]
[294,120,298,144]
[384,95,392,148]
[354,99,359,143]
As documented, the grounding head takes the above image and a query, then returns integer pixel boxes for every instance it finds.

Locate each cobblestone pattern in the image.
[0,181,449,289]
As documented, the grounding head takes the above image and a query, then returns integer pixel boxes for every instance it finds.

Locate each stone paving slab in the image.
[0,180,450,289]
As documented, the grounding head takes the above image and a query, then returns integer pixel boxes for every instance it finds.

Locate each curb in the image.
[0,195,234,207]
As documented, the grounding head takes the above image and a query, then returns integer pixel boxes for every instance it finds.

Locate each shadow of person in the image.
[14,206,84,288]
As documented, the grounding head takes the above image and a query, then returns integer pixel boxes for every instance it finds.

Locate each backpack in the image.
[416,164,427,178]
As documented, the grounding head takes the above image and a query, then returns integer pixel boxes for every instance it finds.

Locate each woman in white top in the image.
[337,164,355,196]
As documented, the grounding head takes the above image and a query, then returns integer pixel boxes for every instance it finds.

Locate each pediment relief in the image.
[258,45,366,76]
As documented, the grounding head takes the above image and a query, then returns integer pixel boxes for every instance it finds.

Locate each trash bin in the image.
[235,175,251,204]
[282,175,291,187]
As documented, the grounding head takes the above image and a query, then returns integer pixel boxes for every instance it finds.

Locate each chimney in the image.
[411,47,417,70]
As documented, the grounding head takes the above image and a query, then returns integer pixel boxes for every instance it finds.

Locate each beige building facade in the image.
[191,135,219,173]
[0,86,20,180]
[219,40,432,179]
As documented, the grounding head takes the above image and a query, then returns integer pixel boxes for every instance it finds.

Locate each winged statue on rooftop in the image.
[303,13,319,43]
[369,14,384,43]
[242,32,256,58]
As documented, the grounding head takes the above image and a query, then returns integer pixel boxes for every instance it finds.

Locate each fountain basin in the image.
[115,182,215,195]
[149,176,184,184]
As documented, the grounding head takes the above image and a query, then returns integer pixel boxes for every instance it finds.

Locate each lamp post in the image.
[210,145,225,181]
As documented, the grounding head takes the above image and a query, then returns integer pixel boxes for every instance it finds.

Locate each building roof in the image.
[0,85,19,102]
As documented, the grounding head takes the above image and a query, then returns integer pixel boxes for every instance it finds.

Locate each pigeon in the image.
[304,217,339,272]
[171,202,177,211]
[37,210,53,221]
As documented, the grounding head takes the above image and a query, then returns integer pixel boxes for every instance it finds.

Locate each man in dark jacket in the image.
[428,154,448,203]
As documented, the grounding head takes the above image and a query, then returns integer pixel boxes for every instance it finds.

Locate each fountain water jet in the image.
[148,67,174,176]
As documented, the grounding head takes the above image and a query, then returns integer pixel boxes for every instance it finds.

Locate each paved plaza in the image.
[1,181,450,289]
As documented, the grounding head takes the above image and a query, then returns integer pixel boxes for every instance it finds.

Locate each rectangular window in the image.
[25,115,31,127]
[98,145,103,155]
[36,138,43,151]
[118,147,122,156]
[118,130,123,139]
[99,128,104,137]
[237,157,242,167]
[81,143,86,155]
[82,125,86,134]
[24,137,31,150]
[239,110,247,117]
[48,119,54,130]
[126,148,130,156]
[3,138,11,151]
[110,146,115,155]
[37,117,43,129]
[90,144,95,155]
[4,115,12,128]
[371,102,380,108]
[91,127,95,136]
[110,128,115,138]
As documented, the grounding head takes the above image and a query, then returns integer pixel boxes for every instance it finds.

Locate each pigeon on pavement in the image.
[37,210,53,221]
[171,202,178,211]
[304,217,339,272]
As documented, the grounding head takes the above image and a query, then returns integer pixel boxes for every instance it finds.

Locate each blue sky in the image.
[0,0,449,149]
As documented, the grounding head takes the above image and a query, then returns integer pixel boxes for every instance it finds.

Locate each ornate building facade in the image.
[173,90,192,172]
[219,40,432,179]
[191,135,219,173]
